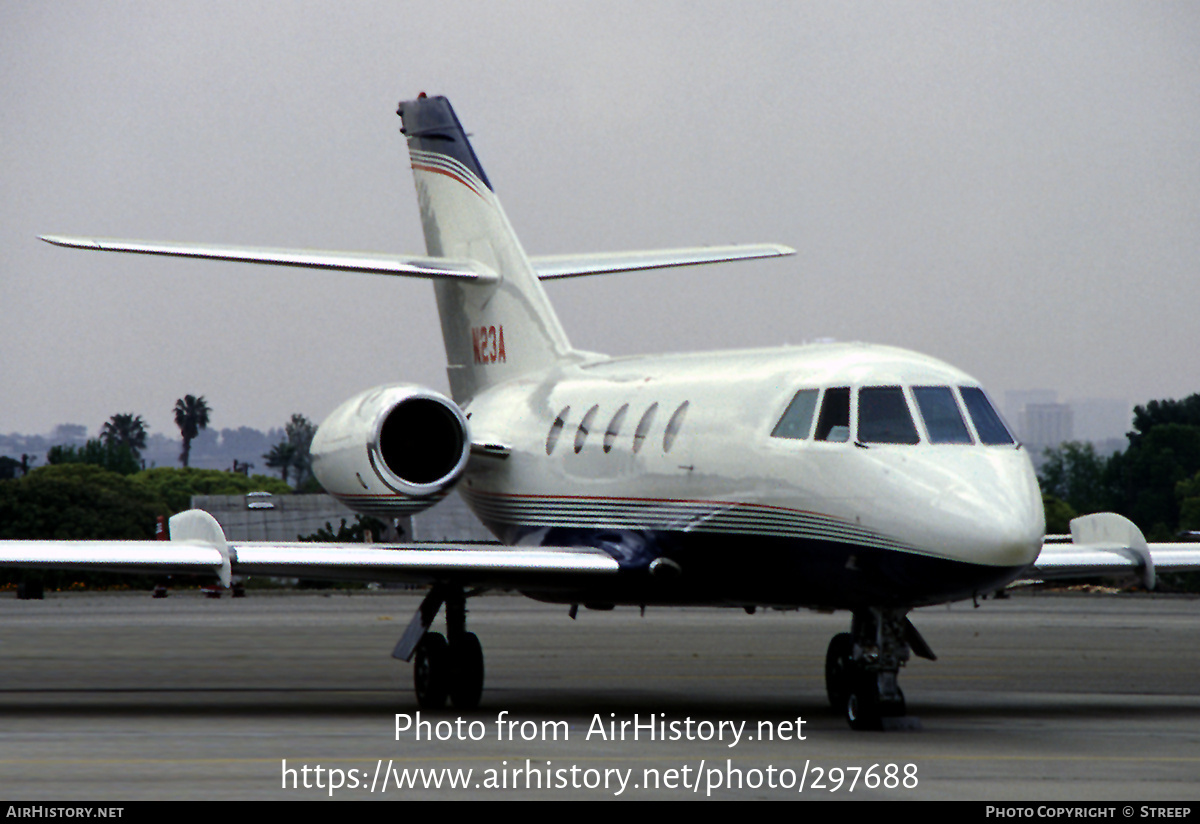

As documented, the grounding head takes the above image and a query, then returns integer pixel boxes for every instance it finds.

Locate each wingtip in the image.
[39,234,93,249]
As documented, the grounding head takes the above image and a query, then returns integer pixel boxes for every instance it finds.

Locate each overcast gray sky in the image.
[4,1,1199,439]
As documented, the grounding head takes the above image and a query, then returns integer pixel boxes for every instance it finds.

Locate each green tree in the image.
[0,456,23,480]
[1108,423,1200,534]
[100,413,149,462]
[1038,441,1111,515]
[1087,393,1200,536]
[1128,395,1200,447]
[174,395,211,468]
[0,464,167,541]
[262,441,297,486]
[1176,471,1200,532]
[1041,495,1078,536]
[46,439,140,476]
[130,467,291,514]
[285,414,316,489]
[263,414,317,488]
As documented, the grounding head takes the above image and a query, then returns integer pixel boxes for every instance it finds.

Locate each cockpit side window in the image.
[771,389,819,440]
[814,387,851,442]
[858,387,920,444]
[959,386,1015,445]
[913,386,972,444]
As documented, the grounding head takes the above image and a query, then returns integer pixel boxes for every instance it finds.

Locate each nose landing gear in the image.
[825,608,931,730]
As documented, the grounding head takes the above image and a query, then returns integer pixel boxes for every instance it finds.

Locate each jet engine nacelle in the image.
[311,384,470,516]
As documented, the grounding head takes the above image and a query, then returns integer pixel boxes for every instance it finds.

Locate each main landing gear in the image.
[824,607,935,730]
[394,585,485,710]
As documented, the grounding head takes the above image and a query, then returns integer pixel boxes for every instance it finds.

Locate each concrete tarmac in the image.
[0,589,1197,800]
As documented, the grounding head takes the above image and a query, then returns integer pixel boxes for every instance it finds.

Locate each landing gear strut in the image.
[395,585,485,710]
[825,608,931,730]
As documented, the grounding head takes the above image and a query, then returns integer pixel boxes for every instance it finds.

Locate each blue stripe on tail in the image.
[397,94,493,192]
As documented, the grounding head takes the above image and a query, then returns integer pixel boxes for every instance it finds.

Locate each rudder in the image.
[397,94,577,403]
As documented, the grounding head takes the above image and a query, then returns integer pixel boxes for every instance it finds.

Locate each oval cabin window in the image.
[575,404,600,453]
[663,401,690,453]
[546,406,569,455]
[603,404,629,453]
[632,403,659,454]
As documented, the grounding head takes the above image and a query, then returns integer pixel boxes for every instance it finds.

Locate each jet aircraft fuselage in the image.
[451,341,1043,610]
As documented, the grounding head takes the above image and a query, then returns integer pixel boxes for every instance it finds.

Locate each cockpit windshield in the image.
[959,386,1015,445]
[858,387,919,444]
[913,386,972,444]
[771,388,819,439]
[771,383,1015,448]
[814,387,851,442]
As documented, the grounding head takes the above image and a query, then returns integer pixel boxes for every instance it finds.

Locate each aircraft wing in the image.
[0,541,228,576]
[0,511,619,589]
[529,244,796,279]
[39,236,498,282]
[230,543,618,584]
[1031,512,1200,589]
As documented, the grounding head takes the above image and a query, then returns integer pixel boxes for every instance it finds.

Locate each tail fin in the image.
[397,94,576,403]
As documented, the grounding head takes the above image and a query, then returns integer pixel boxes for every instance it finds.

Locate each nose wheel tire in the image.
[825,632,854,710]
[846,688,879,731]
[846,680,906,730]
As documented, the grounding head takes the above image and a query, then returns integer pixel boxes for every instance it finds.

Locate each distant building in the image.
[1005,389,1130,464]
[1020,403,1074,451]
[1006,391,1071,471]
[1005,390,1059,426]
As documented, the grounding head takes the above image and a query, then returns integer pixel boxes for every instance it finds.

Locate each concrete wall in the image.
[190,490,493,543]
[410,492,495,542]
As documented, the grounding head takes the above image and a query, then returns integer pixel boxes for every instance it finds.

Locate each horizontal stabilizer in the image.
[530,243,796,279]
[39,235,498,282]
[1033,512,1200,589]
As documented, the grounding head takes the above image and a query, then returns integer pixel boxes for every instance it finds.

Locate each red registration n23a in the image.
[472,325,506,364]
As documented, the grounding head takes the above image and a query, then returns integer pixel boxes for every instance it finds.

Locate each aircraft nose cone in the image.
[871,448,1044,570]
[932,451,1045,568]
[970,487,1043,567]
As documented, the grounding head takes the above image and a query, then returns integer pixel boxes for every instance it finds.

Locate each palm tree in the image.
[174,395,211,468]
[285,414,316,488]
[263,440,297,486]
[100,413,149,461]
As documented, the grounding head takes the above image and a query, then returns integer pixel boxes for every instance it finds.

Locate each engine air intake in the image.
[379,397,467,486]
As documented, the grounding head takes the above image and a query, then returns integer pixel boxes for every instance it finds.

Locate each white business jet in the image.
[14,94,1200,729]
